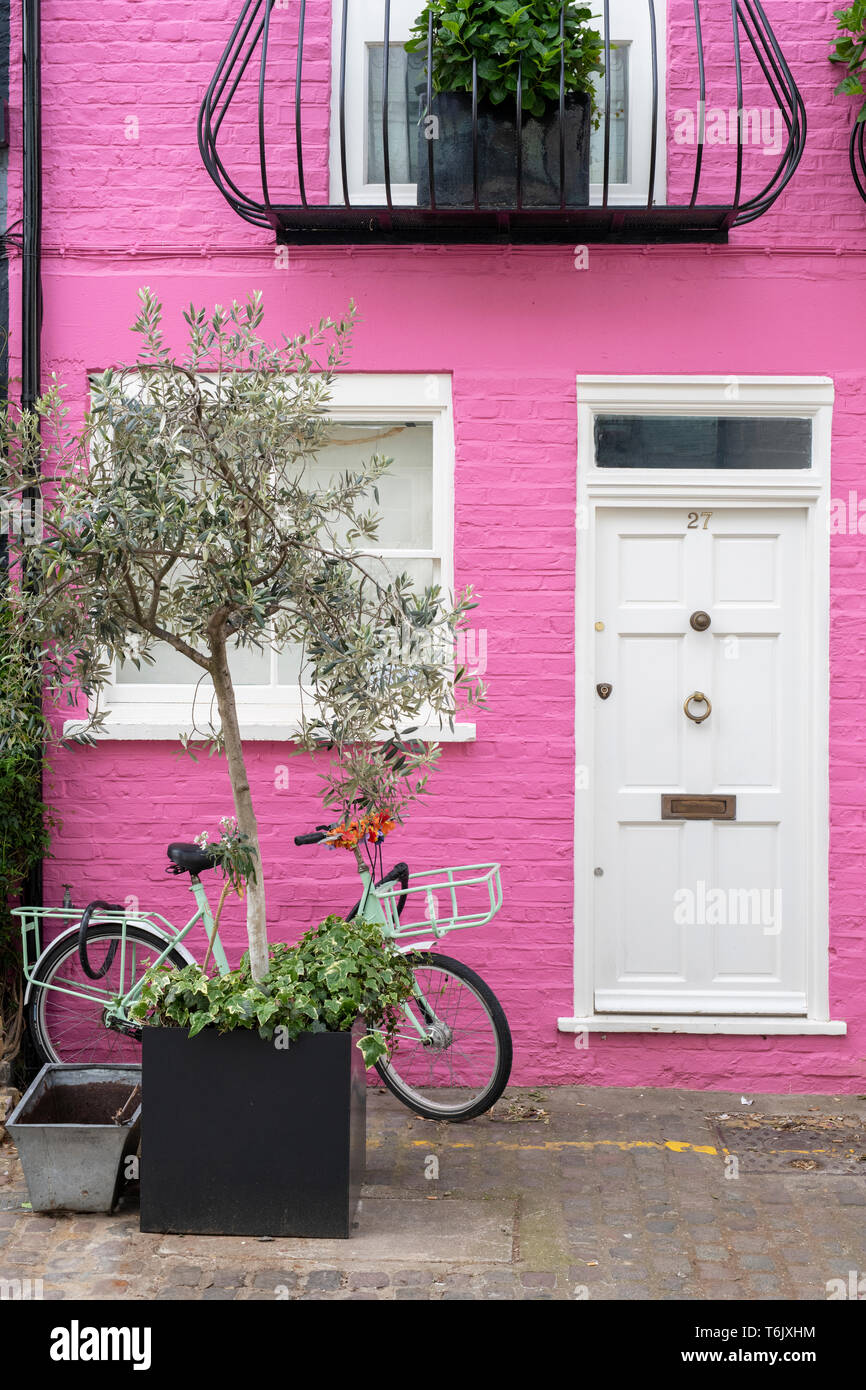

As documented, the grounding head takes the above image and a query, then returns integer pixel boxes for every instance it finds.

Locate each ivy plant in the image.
[830,2,866,121]
[130,915,419,1068]
[406,0,605,120]
[0,601,55,1069]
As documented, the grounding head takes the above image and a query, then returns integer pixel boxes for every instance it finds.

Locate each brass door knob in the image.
[690,611,711,631]
[684,691,712,724]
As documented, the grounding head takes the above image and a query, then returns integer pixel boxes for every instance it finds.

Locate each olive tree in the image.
[2,290,483,982]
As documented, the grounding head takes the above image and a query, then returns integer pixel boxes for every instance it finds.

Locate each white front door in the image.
[593,504,810,1015]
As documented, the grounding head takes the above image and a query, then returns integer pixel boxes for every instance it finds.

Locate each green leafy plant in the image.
[194,816,257,896]
[131,915,418,1068]
[406,0,604,120]
[0,290,485,983]
[830,2,866,121]
[193,816,258,970]
[0,601,55,1069]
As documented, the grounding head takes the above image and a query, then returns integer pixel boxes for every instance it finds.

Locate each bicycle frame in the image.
[17,851,501,1048]
[353,867,390,931]
[344,867,454,1047]
[338,866,432,1044]
[18,878,230,1020]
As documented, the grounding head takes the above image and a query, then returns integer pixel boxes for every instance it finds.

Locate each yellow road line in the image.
[404,1138,726,1156]
[366,1136,861,1159]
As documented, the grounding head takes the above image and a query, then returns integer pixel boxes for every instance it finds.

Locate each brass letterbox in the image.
[661,794,736,821]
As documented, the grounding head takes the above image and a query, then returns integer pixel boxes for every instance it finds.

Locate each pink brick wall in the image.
[6,2,866,1091]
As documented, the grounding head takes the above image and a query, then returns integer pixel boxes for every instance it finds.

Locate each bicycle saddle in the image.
[166,842,219,875]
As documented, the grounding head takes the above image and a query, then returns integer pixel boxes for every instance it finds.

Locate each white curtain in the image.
[367,46,425,185]
[590,45,629,185]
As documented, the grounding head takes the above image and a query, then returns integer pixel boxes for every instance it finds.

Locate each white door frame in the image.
[560,375,845,1037]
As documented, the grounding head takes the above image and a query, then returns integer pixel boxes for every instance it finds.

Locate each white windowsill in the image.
[558,1015,847,1036]
[62,715,476,744]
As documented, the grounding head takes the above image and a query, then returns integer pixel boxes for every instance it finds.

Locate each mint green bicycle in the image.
[15,832,512,1121]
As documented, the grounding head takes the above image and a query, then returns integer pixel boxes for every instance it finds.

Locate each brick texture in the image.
[3,2,865,1090]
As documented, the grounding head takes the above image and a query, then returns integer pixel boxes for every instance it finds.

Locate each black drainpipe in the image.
[21,0,39,418]
[21,0,42,908]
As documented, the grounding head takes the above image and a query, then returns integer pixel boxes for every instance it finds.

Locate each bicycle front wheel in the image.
[27,924,188,1065]
[375,952,512,1122]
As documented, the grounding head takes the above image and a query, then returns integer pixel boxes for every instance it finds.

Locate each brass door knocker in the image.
[684,691,711,724]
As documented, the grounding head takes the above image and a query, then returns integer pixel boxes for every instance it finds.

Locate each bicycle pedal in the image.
[107,1017,143,1042]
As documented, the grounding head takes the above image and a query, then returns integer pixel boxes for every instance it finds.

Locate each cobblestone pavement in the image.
[1,1086,864,1301]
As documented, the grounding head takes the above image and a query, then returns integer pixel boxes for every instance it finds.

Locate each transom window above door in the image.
[594,415,813,470]
[330,0,665,207]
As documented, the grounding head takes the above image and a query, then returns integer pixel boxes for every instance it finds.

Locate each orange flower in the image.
[327,819,363,850]
[366,810,397,842]
[327,809,396,849]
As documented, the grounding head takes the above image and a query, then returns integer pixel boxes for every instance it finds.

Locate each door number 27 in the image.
[687,510,713,530]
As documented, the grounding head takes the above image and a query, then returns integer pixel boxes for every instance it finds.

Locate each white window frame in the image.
[590,0,667,206]
[329,0,422,207]
[560,375,844,1037]
[329,0,667,208]
[68,373,475,743]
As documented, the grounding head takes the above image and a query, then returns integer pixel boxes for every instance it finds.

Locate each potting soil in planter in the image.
[7,1064,142,1213]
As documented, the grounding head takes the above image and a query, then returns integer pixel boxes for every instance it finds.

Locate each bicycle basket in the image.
[375,862,502,939]
[13,905,125,983]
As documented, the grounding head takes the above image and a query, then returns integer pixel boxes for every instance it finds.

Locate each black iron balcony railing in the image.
[851,121,866,203]
[199,1,805,245]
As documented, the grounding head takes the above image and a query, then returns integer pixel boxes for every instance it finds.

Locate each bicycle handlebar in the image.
[294,829,409,920]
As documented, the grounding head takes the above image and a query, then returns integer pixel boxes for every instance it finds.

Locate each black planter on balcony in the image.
[416,91,590,210]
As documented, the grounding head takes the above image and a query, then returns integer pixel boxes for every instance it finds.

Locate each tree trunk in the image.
[209,635,269,982]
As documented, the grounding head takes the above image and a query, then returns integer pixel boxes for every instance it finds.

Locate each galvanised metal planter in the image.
[418,91,591,210]
[139,1021,366,1238]
[7,1064,141,1213]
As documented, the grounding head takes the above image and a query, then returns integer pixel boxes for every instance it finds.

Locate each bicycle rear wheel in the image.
[375,951,512,1121]
[27,924,188,1065]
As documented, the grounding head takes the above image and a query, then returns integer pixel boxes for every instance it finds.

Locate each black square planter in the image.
[416,90,590,209]
[140,1022,366,1238]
